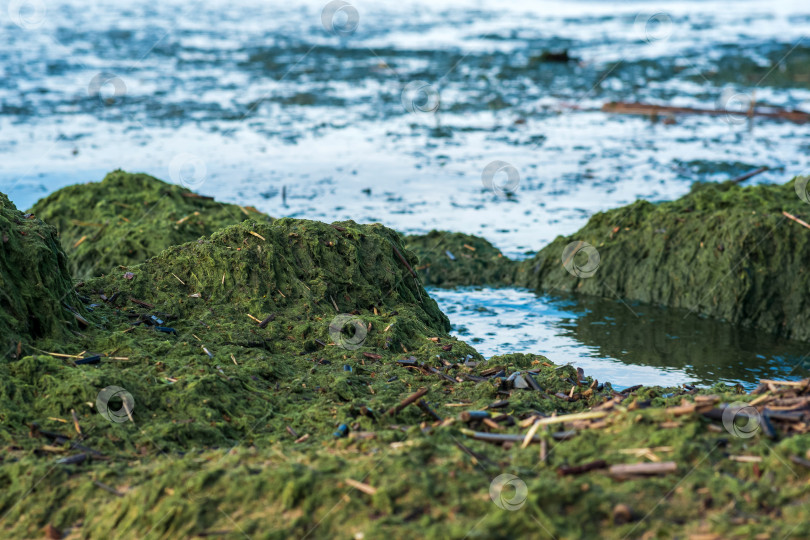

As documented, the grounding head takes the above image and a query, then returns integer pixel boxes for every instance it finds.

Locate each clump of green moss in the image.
[404,230,519,288]
[0,217,476,451]
[0,192,83,354]
[520,178,810,341]
[30,170,272,279]
[85,218,451,356]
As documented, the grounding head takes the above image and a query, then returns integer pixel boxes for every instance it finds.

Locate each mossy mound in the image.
[30,170,272,279]
[0,192,83,353]
[1,218,478,451]
[404,230,519,288]
[85,218,451,356]
[521,178,810,341]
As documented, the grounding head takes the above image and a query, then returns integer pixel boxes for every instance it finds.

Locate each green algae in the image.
[3,366,809,539]
[3,180,810,539]
[404,230,519,288]
[1,216,487,453]
[0,192,83,354]
[30,170,272,279]
[404,178,810,345]
[83,217,452,358]
[521,177,810,341]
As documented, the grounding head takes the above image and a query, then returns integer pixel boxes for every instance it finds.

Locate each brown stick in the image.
[453,439,487,465]
[258,314,276,328]
[181,192,214,200]
[391,244,418,278]
[602,101,810,124]
[417,399,442,422]
[70,409,82,439]
[386,387,428,416]
[782,211,810,230]
[345,478,377,496]
[730,166,768,184]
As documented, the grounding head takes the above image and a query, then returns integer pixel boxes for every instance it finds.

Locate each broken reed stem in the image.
[386,387,428,416]
[522,419,543,449]
[123,400,134,424]
[71,409,82,439]
[461,428,542,445]
[759,378,808,387]
[782,211,810,231]
[345,478,378,496]
[608,461,677,477]
[561,240,586,270]
[390,243,418,278]
[519,410,608,429]
[30,347,82,359]
[601,101,810,124]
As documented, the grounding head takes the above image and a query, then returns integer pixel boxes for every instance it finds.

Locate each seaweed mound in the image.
[30,170,272,279]
[87,218,451,355]
[521,178,810,340]
[0,192,82,354]
[404,230,519,288]
[0,217,471,452]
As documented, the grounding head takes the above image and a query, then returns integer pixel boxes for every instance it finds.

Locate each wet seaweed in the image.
[30,170,273,279]
[404,230,519,288]
[0,192,83,354]
[521,177,810,341]
[3,178,810,539]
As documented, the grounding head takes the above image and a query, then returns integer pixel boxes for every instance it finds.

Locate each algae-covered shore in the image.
[409,177,810,342]
[2,172,810,539]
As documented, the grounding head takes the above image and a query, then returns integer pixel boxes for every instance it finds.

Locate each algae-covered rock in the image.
[404,230,519,288]
[521,178,810,341]
[0,216,473,452]
[86,218,450,355]
[30,170,272,279]
[0,192,83,353]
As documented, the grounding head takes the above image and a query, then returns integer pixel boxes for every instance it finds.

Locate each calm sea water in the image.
[2,0,809,387]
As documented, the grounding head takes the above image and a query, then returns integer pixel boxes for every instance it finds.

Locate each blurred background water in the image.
[2,0,809,387]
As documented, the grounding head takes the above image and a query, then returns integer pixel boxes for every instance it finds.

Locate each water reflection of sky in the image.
[430,286,810,389]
